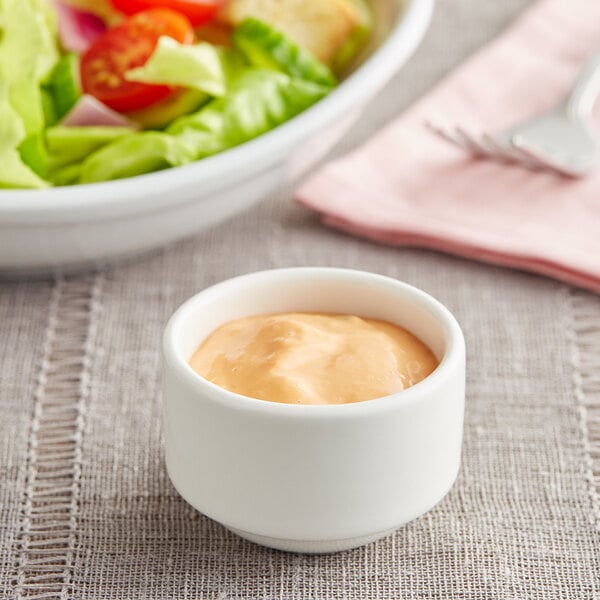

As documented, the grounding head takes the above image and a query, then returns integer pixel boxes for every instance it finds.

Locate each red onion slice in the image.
[54,1,107,53]
[61,94,141,129]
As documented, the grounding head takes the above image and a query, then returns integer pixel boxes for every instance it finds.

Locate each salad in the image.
[0,0,372,189]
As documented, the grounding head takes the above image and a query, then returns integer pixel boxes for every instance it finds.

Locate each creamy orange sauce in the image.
[189,313,439,405]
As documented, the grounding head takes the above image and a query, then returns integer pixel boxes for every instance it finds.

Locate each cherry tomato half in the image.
[111,0,224,26]
[81,8,194,113]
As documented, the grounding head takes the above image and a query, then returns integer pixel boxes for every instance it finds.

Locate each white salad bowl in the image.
[162,267,466,553]
[0,0,433,275]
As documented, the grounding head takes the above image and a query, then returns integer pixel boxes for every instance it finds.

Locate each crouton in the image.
[219,0,361,63]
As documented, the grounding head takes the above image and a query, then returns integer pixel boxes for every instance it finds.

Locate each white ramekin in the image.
[162,268,465,553]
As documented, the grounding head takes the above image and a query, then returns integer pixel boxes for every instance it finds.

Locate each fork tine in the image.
[425,121,475,153]
[426,121,502,160]
[454,127,492,157]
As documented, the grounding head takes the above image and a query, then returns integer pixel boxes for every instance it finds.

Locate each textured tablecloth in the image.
[2,1,600,598]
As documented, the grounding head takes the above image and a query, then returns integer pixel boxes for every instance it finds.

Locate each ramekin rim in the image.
[162,267,465,417]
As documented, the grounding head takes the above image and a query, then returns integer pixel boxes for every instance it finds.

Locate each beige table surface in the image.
[2,1,600,598]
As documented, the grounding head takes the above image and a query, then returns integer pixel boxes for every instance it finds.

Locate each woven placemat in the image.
[1,0,599,598]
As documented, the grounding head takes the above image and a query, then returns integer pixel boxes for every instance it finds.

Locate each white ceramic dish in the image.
[162,268,466,553]
[0,0,433,276]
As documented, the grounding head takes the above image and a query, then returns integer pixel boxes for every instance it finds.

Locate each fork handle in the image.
[566,51,600,120]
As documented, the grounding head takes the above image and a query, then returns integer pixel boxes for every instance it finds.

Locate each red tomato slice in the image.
[111,0,224,26]
[81,8,194,113]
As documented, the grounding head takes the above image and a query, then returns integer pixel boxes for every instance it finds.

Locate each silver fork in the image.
[426,51,600,177]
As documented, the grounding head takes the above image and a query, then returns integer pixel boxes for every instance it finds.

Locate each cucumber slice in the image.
[125,88,209,130]
[50,53,82,119]
[233,18,336,87]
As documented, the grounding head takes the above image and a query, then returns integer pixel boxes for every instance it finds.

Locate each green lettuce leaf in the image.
[79,132,197,183]
[41,88,59,127]
[9,81,44,136]
[48,163,83,187]
[126,37,227,97]
[46,126,132,172]
[0,86,26,153]
[19,133,48,178]
[0,84,47,188]
[233,18,336,87]
[0,0,59,183]
[0,0,59,84]
[10,81,48,176]
[0,152,48,189]
[48,53,82,119]
[168,68,331,159]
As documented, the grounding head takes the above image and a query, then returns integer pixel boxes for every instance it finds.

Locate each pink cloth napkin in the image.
[296,0,600,293]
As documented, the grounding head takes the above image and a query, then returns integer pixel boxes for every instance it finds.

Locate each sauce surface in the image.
[189,313,439,405]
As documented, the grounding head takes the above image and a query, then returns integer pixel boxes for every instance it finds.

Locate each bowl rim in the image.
[0,0,434,220]
[162,267,465,418]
